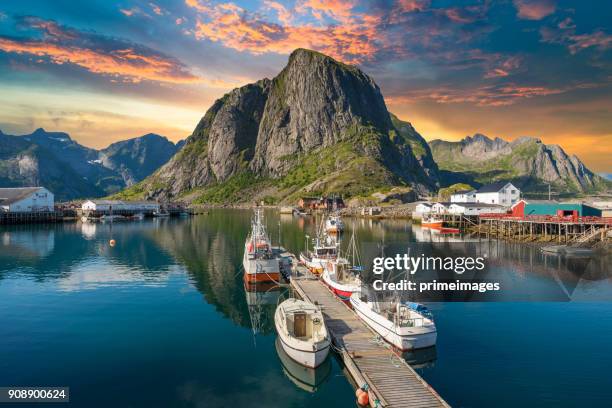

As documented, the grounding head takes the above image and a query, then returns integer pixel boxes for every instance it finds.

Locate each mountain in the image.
[600,173,612,181]
[429,134,611,194]
[0,132,102,198]
[118,49,439,204]
[99,134,178,186]
[0,129,179,200]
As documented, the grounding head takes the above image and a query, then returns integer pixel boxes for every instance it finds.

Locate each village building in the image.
[510,200,602,218]
[449,190,477,203]
[431,202,451,214]
[81,200,160,213]
[448,203,507,216]
[414,202,433,214]
[0,187,54,212]
[450,182,520,206]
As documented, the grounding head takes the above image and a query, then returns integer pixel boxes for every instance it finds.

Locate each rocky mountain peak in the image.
[429,133,610,193]
[127,48,438,203]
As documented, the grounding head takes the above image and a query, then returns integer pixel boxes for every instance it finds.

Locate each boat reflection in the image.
[274,337,332,393]
[244,280,282,344]
[401,346,437,369]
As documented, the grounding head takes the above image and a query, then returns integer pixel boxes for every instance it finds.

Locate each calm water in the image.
[1,210,611,407]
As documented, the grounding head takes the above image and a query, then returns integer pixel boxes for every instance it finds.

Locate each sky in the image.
[0,0,610,172]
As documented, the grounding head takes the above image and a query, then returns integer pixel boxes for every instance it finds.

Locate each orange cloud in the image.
[513,0,556,20]
[189,0,380,63]
[567,31,612,54]
[298,0,355,23]
[263,1,292,25]
[386,82,598,107]
[0,37,201,84]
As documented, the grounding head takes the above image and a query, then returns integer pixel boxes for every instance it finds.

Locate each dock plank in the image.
[290,269,449,408]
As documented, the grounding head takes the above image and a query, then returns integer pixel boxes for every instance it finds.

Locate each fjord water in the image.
[1,210,611,407]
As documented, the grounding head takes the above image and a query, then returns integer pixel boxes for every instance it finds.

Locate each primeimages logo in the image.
[372,254,487,275]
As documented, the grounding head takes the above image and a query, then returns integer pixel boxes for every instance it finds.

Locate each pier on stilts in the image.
[477,215,612,245]
[290,265,449,408]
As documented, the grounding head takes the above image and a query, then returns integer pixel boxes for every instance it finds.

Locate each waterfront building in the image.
[81,200,160,213]
[448,203,506,216]
[511,199,602,218]
[414,203,433,214]
[431,202,451,214]
[450,182,520,205]
[450,190,477,203]
[0,187,54,212]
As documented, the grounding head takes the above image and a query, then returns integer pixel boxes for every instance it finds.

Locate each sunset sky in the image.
[0,0,610,171]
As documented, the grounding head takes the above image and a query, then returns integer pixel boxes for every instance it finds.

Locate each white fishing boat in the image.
[325,214,344,233]
[350,294,437,351]
[299,235,338,275]
[153,210,169,217]
[275,298,330,368]
[321,227,362,299]
[243,208,281,283]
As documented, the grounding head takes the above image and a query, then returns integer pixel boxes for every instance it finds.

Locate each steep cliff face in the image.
[429,134,610,193]
[251,49,392,176]
[129,49,438,203]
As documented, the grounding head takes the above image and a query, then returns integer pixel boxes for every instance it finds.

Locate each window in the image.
[511,189,517,194]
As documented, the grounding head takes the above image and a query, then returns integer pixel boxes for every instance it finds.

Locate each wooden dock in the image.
[290,266,449,408]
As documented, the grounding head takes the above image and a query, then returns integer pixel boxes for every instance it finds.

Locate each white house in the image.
[449,203,507,216]
[415,203,433,214]
[82,200,126,212]
[450,190,477,203]
[474,182,520,206]
[81,200,159,212]
[431,202,451,214]
[0,187,54,212]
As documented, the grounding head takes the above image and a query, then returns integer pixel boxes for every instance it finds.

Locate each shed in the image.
[0,187,54,212]
[512,200,602,217]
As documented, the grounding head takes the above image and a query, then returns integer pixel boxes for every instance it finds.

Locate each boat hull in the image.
[422,221,443,229]
[276,333,330,369]
[321,270,360,300]
[243,245,281,283]
[299,253,324,274]
[350,296,437,351]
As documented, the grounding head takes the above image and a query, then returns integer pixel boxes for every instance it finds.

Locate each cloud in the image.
[149,2,164,16]
[514,0,556,20]
[387,81,597,107]
[185,0,499,69]
[263,0,292,25]
[540,22,612,54]
[188,0,381,63]
[0,17,203,84]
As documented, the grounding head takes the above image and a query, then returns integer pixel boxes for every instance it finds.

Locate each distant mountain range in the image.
[429,134,610,194]
[600,173,612,181]
[0,128,181,199]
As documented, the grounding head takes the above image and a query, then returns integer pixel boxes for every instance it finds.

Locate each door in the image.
[294,312,307,338]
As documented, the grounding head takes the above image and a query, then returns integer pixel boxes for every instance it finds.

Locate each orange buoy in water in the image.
[109,239,116,247]
[357,391,369,406]
[355,388,364,398]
